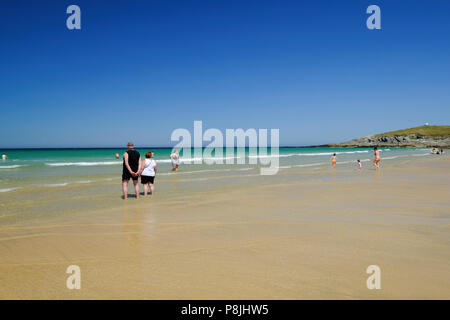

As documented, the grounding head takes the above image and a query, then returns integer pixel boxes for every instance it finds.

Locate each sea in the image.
[0,147,433,194]
[0,147,435,224]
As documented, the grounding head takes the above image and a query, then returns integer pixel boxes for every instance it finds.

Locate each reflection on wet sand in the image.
[0,156,449,299]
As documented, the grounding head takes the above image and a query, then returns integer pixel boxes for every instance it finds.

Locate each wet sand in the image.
[0,156,449,299]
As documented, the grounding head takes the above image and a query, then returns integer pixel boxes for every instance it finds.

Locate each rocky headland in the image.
[327,125,450,148]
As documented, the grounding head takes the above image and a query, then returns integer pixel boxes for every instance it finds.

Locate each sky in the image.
[0,0,449,148]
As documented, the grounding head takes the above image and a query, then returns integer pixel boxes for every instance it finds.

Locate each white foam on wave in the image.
[159,169,230,176]
[269,150,369,157]
[35,180,99,187]
[293,162,327,168]
[158,150,371,163]
[158,156,238,163]
[0,165,24,169]
[46,161,121,167]
[42,183,69,187]
[158,167,254,176]
[0,187,20,193]
[412,153,431,157]
[237,167,254,171]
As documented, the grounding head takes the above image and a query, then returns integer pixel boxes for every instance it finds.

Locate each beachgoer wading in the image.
[331,153,337,167]
[122,142,141,199]
[170,149,180,171]
[139,151,157,196]
[373,147,381,169]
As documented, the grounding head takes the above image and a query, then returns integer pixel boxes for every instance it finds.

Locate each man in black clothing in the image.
[122,142,141,199]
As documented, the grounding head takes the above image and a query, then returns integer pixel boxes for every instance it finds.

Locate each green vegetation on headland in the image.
[374,125,450,138]
[325,125,450,148]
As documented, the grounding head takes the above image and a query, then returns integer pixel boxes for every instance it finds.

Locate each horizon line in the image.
[0,144,353,150]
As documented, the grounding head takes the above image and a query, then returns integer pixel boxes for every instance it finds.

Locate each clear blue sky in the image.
[1,0,449,148]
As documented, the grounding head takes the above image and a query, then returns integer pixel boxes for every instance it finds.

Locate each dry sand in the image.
[0,156,449,299]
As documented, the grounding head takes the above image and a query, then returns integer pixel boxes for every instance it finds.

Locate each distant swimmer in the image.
[357,159,362,170]
[122,142,141,200]
[139,151,157,196]
[373,147,381,169]
[170,149,180,171]
[115,153,120,159]
[331,153,337,167]
[1,154,6,161]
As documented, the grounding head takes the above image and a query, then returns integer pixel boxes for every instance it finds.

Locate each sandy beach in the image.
[0,154,449,299]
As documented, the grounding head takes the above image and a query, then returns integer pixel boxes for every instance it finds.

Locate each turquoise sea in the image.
[0,147,433,193]
[0,147,437,225]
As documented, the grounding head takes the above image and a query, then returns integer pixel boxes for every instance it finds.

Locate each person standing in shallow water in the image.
[122,142,141,199]
[331,153,337,167]
[170,149,180,171]
[373,147,381,169]
[139,151,157,196]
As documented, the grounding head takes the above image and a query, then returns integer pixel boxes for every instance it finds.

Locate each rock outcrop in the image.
[330,134,449,148]
[327,126,450,148]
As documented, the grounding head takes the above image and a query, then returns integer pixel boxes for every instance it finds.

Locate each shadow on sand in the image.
[121,192,152,199]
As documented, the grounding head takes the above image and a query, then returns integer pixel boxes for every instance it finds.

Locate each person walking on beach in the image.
[139,151,157,196]
[357,159,362,170]
[331,153,337,167]
[122,142,141,199]
[170,149,180,171]
[373,147,381,169]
